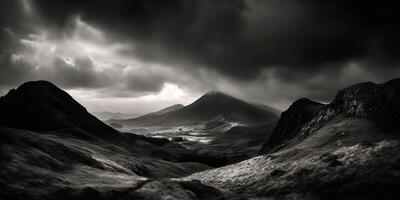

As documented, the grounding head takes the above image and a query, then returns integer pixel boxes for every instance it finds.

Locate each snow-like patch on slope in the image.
[184,140,400,198]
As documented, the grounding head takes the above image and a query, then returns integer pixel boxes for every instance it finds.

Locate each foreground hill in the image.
[110,91,278,127]
[0,81,120,139]
[185,78,400,199]
[0,81,235,200]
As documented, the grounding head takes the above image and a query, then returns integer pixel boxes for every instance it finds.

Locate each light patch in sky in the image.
[12,16,132,72]
[67,83,196,114]
[3,15,205,114]
[141,83,187,101]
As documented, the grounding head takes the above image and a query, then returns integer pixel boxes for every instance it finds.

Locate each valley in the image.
[109,91,279,163]
[1,79,400,199]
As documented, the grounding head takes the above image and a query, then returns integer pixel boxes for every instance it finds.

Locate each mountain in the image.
[0,81,235,200]
[185,78,400,199]
[141,104,184,117]
[111,91,278,127]
[260,78,400,154]
[0,80,120,139]
[258,98,324,153]
[92,111,140,121]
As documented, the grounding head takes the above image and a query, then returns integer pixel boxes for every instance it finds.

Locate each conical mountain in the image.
[113,91,278,127]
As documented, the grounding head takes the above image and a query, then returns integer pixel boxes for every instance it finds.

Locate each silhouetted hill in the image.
[0,80,122,139]
[112,91,278,127]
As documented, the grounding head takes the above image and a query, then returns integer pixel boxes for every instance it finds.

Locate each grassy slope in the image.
[185,116,400,199]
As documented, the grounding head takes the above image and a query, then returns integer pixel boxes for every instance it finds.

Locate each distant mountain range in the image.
[110,91,278,127]
[92,111,140,121]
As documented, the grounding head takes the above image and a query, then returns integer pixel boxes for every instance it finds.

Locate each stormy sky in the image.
[1,0,400,114]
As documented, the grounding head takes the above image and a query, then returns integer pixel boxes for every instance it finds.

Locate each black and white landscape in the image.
[2,79,400,199]
[2,1,400,200]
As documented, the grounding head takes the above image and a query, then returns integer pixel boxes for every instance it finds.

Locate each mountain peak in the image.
[174,91,279,124]
[196,91,237,102]
[19,80,57,89]
[4,80,57,97]
[0,80,117,138]
[114,90,278,126]
[204,90,224,95]
[202,91,231,98]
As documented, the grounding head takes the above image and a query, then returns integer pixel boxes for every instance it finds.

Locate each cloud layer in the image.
[1,0,400,112]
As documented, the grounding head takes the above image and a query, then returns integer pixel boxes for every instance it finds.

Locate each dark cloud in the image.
[1,0,400,111]
[49,57,111,88]
[125,68,168,92]
[0,54,110,89]
[11,0,397,80]
[0,28,110,89]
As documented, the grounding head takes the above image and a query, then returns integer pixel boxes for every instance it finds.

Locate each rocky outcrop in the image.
[331,79,400,122]
[259,98,324,154]
[260,78,400,154]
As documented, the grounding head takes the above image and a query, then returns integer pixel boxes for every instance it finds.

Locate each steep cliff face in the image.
[259,98,324,154]
[300,79,400,138]
[260,78,400,154]
[331,79,400,122]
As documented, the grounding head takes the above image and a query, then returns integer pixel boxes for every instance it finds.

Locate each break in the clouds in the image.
[1,0,400,113]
